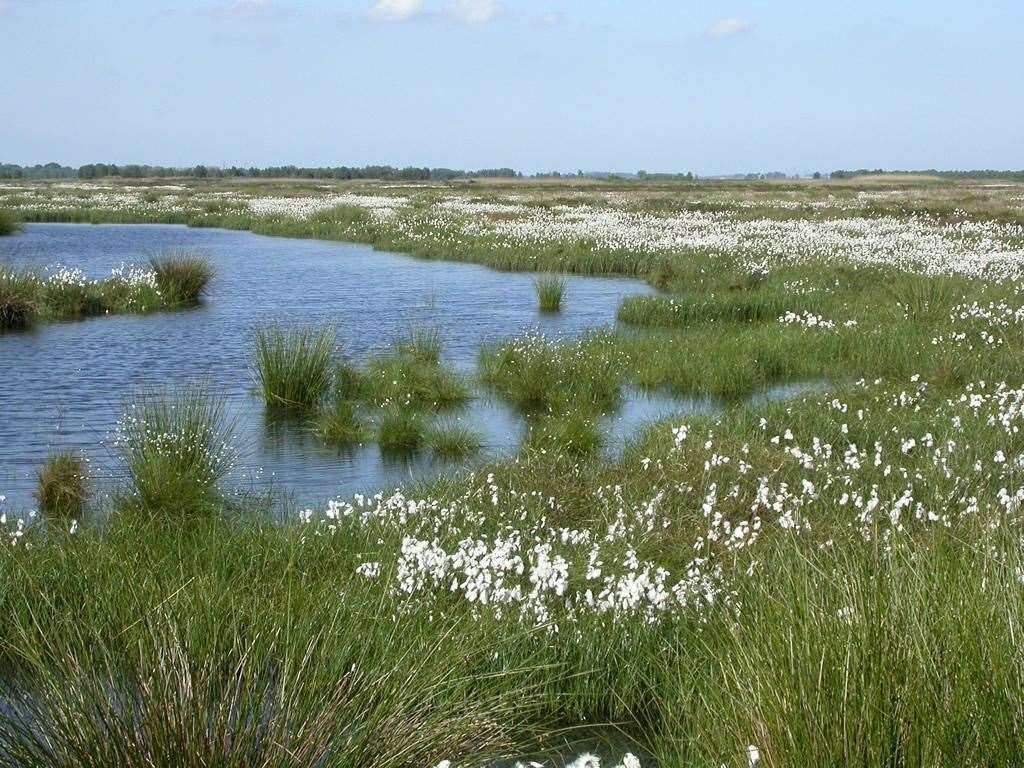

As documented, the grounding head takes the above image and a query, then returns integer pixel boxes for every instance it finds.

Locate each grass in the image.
[377,407,427,453]
[394,326,443,364]
[116,385,237,515]
[35,452,89,516]
[0,266,41,330]
[10,178,1024,763]
[0,257,213,331]
[253,324,336,411]
[479,331,624,413]
[366,353,471,410]
[524,412,604,458]
[0,208,20,236]
[313,397,368,446]
[425,421,484,459]
[150,250,215,304]
[534,274,566,312]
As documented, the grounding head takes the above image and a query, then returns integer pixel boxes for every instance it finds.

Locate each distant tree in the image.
[813,171,822,179]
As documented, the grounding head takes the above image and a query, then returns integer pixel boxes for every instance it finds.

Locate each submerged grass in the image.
[253,324,335,411]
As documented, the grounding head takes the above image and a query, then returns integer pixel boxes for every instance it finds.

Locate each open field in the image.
[4,176,1024,765]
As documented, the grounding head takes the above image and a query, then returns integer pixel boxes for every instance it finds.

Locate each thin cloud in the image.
[368,0,423,22]
[706,17,751,39]
[447,0,500,24]
[205,0,292,19]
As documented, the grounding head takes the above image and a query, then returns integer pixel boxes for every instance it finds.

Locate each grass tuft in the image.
[377,407,426,454]
[150,250,215,304]
[533,274,566,312]
[425,421,484,459]
[0,209,21,236]
[314,398,368,446]
[395,327,443,364]
[117,385,237,515]
[36,452,89,516]
[253,324,336,411]
[0,266,41,330]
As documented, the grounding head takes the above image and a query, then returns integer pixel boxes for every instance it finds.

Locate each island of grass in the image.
[0,251,214,331]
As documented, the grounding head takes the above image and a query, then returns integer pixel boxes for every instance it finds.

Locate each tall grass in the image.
[116,385,237,514]
[150,250,215,304]
[425,421,484,459]
[253,324,336,411]
[314,397,367,446]
[0,266,41,330]
[377,407,426,453]
[35,452,89,516]
[0,209,20,236]
[395,326,443,364]
[533,274,566,312]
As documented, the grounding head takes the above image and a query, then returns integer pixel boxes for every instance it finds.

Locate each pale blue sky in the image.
[2,0,1021,174]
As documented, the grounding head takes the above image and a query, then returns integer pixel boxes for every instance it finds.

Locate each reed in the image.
[253,324,336,411]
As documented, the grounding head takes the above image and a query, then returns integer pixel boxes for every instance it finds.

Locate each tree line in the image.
[0,163,520,181]
[831,168,1024,181]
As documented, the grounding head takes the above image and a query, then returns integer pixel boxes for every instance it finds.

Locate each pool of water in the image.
[1,223,677,511]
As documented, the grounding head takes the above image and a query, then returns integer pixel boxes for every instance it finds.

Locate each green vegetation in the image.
[0,253,214,332]
[8,177,1024,763]
[35,452,89,516]
[116,385,237,515]
[0,208,19,235]
[253,325,336,411]
[424,420,484,459]
[0,267,41,330]
[150,250,214,304]
[394,326,443,364]
[313,397,368,446]
[377,407,427,453]
[533,274,566,312]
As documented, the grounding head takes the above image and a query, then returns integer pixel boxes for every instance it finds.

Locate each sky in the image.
[1,0,1022,175]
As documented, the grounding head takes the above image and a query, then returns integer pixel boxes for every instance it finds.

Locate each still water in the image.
[0,223,690,511]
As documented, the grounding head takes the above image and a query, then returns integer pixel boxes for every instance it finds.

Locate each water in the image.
[1,223,680,510]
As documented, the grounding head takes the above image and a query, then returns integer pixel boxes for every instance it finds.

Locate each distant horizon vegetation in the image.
[2,162,1024,183]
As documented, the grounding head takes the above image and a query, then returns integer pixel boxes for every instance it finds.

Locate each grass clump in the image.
[425,421,484,459]
[116,385,237,514]
[150,250,215,304]
[524,412,604,459]
[314,398,368,446]
[479,331,624,413]
[377,407,426,454]
[367,353,470,411]
[0,266,41,330]
[0,209,20,236]
[533,274,566,312]
[36,452,89,516]
[394,326,443,364]
[253,324,336,411]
